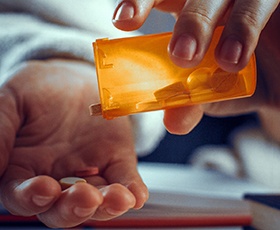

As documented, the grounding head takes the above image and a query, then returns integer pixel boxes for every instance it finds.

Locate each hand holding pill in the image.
[0,59,148,228]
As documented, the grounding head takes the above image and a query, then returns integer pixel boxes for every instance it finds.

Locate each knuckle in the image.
[228,10,261,43]
[179,8,214,29]
[231,8,261,30]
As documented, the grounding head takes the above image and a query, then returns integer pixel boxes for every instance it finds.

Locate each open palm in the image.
[0,59,148,228]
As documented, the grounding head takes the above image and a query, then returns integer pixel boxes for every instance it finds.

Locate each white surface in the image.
[138,162,276,199]
[111,162,277,230]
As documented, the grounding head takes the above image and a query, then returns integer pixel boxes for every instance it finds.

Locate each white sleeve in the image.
[231,125,280,189]
[131,111,166,157]
[0,0,139,78]
[0,13,97,80]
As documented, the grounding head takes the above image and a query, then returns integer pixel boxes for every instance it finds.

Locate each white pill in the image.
[59,177,87,190]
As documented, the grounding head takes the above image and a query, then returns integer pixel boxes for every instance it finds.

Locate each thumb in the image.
[112,0,187,31]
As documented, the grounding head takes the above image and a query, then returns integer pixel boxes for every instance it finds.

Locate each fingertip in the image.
[168,21,215,69]
[113,1,135,22]
[66,183,104,208]
[215,36,254,73]
[168,34,200,68]
[164,106,203,135]
[38,183,103,228]
[1,176,61,216]
[19,176,61,208]
[112,1,137,31]
[112,0,153,31]
[219,36,243,64]
[102,183,136,208]
[96,184,136,219]
[127,181,149,209]
[31,195,56,207]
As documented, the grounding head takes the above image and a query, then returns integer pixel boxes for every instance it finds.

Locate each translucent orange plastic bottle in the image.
[90,27,256,119]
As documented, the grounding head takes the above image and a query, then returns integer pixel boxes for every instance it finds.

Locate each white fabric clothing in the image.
[190,124,280,190]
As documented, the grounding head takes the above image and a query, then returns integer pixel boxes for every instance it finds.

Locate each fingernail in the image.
[220,36,243,64]
[172,34,197,61]
[32,195,54,207]
[105,208,125,216]
[73,207,95,218]
[113,1,135,21]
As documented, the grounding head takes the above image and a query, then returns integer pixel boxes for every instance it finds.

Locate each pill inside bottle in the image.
[90,26,256,119]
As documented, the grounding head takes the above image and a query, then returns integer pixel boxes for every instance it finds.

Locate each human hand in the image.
[0,59,148,228]
[112,0,280,135]
[112,0,279,72]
